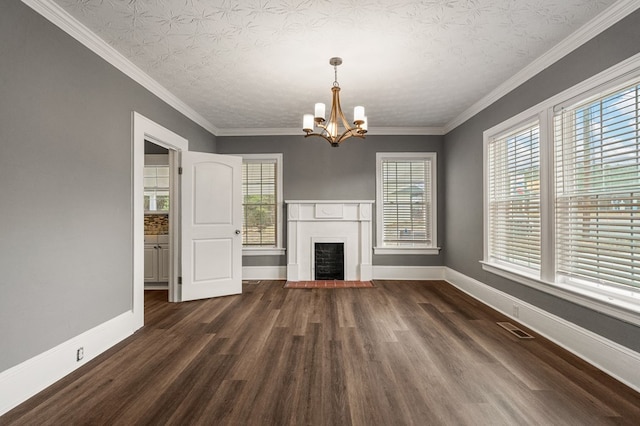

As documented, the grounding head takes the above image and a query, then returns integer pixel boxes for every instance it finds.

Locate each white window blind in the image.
[242,160,277,247]
[381,158,431,246]
[555,81,640,290]
[143,165,170,212]
[487,123,541,271]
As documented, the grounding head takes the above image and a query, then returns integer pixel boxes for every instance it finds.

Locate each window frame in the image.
[375,152,440,255]
[239,153,285,256]
[482,55,640,326]
[485,119,543,276]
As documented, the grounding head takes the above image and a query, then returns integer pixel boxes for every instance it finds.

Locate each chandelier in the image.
[302,57,367,147]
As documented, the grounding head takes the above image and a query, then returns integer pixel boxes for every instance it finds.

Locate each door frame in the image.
[132,112,188,326]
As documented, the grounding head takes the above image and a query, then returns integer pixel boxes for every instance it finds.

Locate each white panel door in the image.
[181,152,242,301]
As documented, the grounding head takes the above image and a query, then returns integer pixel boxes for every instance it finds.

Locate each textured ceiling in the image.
[52,0,617,133]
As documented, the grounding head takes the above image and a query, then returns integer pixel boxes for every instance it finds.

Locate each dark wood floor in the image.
[3,280,640,425]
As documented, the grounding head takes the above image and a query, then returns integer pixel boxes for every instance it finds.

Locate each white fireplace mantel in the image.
[286,200,374,281]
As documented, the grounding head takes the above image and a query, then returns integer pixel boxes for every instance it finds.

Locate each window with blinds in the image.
[144,165,170,212]
[242,159,277,247]
[555,80,640,290]
[379,154,435,247]
[487,123,541,271]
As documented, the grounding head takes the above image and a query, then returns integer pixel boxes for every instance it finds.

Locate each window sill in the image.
[374,246,441,255]
[243,247,286,256]
[481,261,640,327]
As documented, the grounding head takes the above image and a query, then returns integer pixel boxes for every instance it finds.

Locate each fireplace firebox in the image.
[314,243,344,280]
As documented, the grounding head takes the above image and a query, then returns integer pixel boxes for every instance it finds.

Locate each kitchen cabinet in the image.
[144,235,169,283]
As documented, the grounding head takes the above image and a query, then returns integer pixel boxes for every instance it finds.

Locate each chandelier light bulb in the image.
[314,103,326,121]
[303,114,314,132]
[354,106,365,124]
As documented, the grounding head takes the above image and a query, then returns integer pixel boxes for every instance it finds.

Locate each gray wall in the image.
[0,1,215,371]
[216,134,445,267]
[444,10,640,352]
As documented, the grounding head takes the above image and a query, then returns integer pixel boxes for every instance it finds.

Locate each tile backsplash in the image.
[144,214,169,235]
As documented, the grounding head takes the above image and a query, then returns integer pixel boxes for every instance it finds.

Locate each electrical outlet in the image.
[76,347,84,362]
[513,304,520,318]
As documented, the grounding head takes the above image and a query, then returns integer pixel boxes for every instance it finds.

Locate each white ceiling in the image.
[50,0,622,135]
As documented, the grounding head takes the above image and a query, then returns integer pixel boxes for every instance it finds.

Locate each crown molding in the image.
[368,127,445,136]
[216,128,301,137]
[443,0,640,134]
[216,126,445,137]
[21,0,219,136]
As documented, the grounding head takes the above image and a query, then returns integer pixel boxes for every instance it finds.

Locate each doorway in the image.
[132,112,188,328]
[144,142,171,291]
[132,113,243,328]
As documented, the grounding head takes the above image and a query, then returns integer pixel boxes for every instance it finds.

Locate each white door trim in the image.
[132,112,188,320]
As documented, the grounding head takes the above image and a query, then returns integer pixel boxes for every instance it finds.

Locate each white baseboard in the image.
[242,266,287,280]
[444,267,640,393]
[372,265,445,280]
[144,283,169,290]
[0,310,137,416]
[242,265,446,281]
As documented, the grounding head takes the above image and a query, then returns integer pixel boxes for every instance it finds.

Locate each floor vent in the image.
[242,280,261,285]
[497,322,534,339]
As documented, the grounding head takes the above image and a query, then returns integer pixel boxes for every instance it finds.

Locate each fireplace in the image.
[314,242,344,280]
[286,200,373,281]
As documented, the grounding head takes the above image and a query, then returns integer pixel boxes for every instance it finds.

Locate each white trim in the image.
[144,283,169,290]
[373,247,440,255]
[372,265,445,280]
[243,247,286,256]
[444,267,640,393]
[444,0,640,133]
[285,199,375,204]
[369,127,445,136]
[242,266,287,280]
[216,127,445,137]
[133,112,189,305]
[0,311,135,416]
[21,0,218,135]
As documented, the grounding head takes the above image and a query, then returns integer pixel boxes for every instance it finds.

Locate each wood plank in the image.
[3,281,640,425]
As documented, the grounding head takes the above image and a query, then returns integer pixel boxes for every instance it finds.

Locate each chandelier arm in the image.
[304,132,335,145]
[313,121,332,139]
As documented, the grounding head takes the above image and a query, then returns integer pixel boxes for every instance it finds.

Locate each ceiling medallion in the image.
[302,57,367,147]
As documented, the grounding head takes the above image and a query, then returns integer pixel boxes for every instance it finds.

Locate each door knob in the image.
[235,229,241,235]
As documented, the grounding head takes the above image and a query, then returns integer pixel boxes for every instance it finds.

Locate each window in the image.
[375,153,439,255]
[483,63,640,324]
[144,165,169,212]
[555,81,640,290]
[487,123,541,273]
[240,154,284,255]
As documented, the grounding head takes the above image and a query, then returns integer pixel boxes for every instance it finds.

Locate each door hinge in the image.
[178,276,182,284]
[178,167,183,175]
